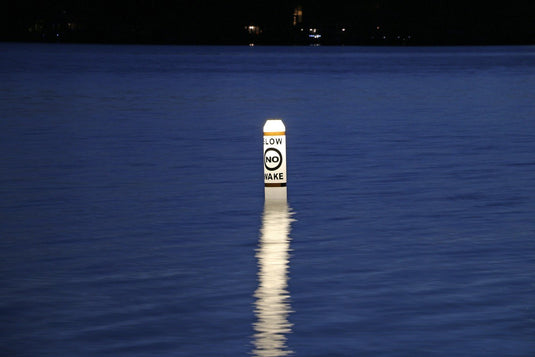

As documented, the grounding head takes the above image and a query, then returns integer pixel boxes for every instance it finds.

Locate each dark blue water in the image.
[1,43,534,356]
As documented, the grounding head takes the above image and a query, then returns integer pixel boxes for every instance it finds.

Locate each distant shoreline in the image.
[2,1,534,47]
[2,40,534,47]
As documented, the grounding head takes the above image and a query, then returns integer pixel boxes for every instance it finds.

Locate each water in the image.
[1,43,534,356]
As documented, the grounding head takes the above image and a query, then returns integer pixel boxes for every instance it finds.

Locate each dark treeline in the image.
[2,1,534,45]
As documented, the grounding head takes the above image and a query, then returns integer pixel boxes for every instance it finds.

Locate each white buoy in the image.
[263,119,287,201]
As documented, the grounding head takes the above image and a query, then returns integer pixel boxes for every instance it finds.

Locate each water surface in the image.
[1,43,534,356]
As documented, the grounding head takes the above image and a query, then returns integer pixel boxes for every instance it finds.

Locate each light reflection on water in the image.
[252,201,295,356]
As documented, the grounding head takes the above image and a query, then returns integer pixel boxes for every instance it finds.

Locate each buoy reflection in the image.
[253,201,295,357]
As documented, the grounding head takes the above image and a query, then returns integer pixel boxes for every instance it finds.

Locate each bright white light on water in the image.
[252,201,295,357]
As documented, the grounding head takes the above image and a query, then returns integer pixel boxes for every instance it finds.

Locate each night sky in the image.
[2,1,534,45]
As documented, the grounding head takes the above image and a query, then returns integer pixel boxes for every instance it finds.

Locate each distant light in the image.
[341,28,346,32]
[249,43,255,47]
[376,26,380,30]
[308,34,321,39]
[246,25,261,35]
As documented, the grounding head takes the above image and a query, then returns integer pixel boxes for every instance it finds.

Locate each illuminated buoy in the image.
[263,119,287,201]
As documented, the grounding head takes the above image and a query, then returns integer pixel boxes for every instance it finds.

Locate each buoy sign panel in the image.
[263,135,286,184]
[264,148,282,171]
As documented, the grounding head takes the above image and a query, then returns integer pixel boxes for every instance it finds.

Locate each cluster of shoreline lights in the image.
[245,5,327,46]
[246,25,328,39]
[246,23,413,46]
[305,27,323,39]
[294,4,324,40]
[244,6,413,45]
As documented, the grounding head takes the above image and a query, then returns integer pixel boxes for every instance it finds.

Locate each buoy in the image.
[263,119,287,201]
